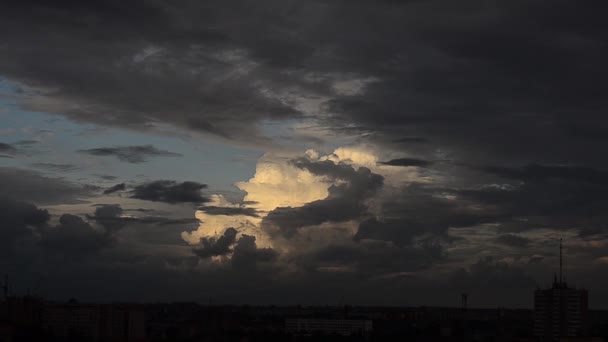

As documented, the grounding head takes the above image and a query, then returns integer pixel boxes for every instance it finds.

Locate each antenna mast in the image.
[559,238,563,284]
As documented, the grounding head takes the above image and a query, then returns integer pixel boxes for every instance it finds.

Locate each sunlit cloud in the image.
[182,145,436,253]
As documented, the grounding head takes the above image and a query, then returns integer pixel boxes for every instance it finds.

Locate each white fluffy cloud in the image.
[236,153,330,212]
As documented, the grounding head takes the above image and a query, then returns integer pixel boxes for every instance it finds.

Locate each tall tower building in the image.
[534,239,589,341]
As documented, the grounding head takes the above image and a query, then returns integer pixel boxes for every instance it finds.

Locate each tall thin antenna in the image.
[559,238,563,284]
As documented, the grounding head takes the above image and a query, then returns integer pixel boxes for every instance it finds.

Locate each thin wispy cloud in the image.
[78,145,182,163]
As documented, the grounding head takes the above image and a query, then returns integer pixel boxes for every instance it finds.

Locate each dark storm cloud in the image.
[198,206,259,217]
[0,200,119,258]
[351,183,504,247]
[453,173,608,235]
[230,234,278,269]
[125,207,155,213]
[495,234,531,248]
[39,214,114,257]
[295,240,445,277]
[31,162,80,172]
[354,218,421,247]
[78,145,182,163]
[319,0,608,167]
[94,204,123,218]
[263,159,384,237]
[380,158,433,167]
[448,256,537,306]
[393,137,429,144]
[316,2,608,165]
[193,227,238,259]
[0,198,49,252]
[482,164,608,185]
[291,158,379,182]
[14,139,39,146]
[153,217,200,226]
[0,167,93,204]
[87,204,133,234]
[131,180,208,204]
[1,0,606,163]
[103,182,126,194]
[0,0,303,141]
[0,198,49,227]
[0,200,121,259]
[528,255,545,264]
[102,210,198,226]
[0,142,17,155]
[193,229,278,270]
[94,174,118,180]
[358,168,608,241]
[264,195,364,237]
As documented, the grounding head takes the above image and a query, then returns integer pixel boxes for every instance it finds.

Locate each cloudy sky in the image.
[1,0,608,308]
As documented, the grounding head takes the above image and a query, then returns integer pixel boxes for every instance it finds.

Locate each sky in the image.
[1,0,608,308]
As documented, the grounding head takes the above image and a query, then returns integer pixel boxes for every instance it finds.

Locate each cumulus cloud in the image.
[183,145,437,263]
[184,148,381,248]
[235,154,331,212]
[263,159,384,238]
[78,145,182,163]
[181,149,368,247]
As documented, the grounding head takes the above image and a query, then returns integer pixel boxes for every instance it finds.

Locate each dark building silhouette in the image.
[0,290,145,342]
[534,240,589,341]
[43,300,146,342]
[285,318,373,336]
